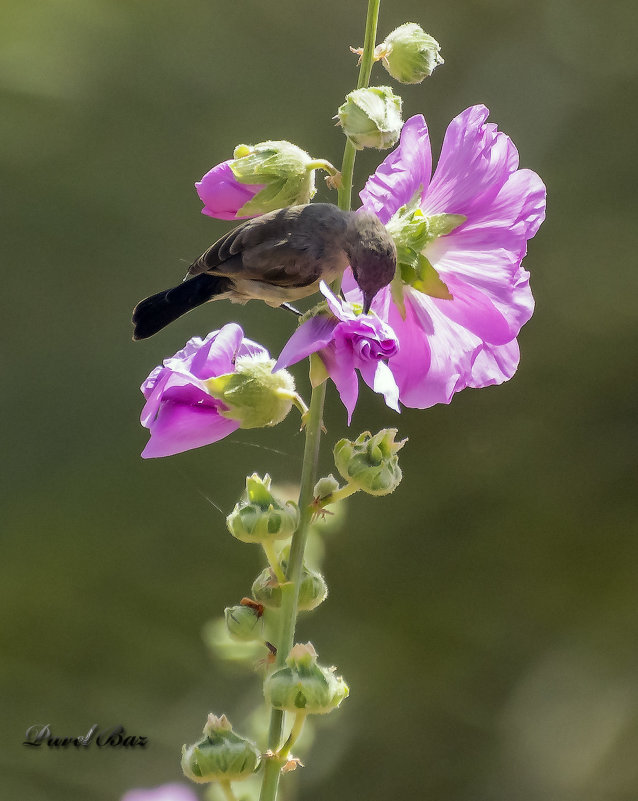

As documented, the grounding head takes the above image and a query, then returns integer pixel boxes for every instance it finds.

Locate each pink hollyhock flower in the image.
[121,784,197,801]
[195,160,265,220]
[275,282,400,423]
[140,324,268,458]
[343,105,546,408]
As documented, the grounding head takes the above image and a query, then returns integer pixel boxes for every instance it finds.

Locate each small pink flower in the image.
[120,783,198,801]
[275,282,399,423]
[195,160,265,220]
[344,106,546,408]
[140,324,267,458]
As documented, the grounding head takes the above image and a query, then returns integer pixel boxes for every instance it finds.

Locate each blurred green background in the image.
[2,0,638,799]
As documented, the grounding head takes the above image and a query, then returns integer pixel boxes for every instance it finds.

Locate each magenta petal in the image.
[319,344,359,424]
[385,299,433,406]
[190,324,246,378]
[141,402,239,458]
[468,339,520,388]
[424,105,518,218]
[360,115,432,224]
[195,161,265,220]
[274,317,336,370]
[121,783,199,801]
[359,360,400,413]
[428,279,514,345]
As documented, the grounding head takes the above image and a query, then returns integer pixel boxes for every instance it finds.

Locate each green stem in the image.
[259,4,381,801]
[336,0,381,281]
[277,711,307,761]
[219,780,239,801]
[327,483,360,504]
[262,541,286,585]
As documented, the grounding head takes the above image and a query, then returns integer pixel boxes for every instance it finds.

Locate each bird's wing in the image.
[187,205,348,289]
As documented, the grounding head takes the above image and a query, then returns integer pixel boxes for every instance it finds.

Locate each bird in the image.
[132,203,397,340]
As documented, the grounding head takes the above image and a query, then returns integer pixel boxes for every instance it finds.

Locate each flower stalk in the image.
[259,4,381,800]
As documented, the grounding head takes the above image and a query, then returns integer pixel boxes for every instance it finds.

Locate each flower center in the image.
[385,191,465,313]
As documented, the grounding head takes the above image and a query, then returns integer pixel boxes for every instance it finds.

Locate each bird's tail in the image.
[132,274,232,340]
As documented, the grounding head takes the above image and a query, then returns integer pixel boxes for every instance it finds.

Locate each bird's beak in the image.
[363,292,374,314]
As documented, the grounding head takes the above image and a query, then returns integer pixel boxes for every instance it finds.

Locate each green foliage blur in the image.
[2,0,638,799]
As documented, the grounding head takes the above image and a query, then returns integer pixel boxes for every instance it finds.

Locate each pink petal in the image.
[195,161,265,220]
[389,292,484,408]
[319,343,359,424]
[187,323,245,378]
[359,115,432,224]
[467,339,520,388]
[274,316,336,370]
[359,360,400,413]
[423,105,519,219]
[121,783,199,801]
[428,278,514,346]
[141,402,239,458]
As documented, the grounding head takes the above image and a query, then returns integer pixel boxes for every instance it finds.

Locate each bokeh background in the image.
[2,0,638,799]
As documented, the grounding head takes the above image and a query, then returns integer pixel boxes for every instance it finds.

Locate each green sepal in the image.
[336,86,403,150]
[380,23,444,84]
[230,140,317,216]
[206,357,296,430]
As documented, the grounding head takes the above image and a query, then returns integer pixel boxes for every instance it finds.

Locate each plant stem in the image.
[277,711,307,760]
[262,541,286,585]
[219,780,239,801]
[259,4,381,800]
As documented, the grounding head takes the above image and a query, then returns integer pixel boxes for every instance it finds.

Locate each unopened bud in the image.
[313,474,340,501]
[378,23,443,84]
[264,643,349,715]
[206,356,297,430]
[181,714,261,784]
[334,429,406,496]
[226,474,299,544]
[336,86,403,150]
[252,558,327,612]
[230,140,317,216]
[224,602,263,641]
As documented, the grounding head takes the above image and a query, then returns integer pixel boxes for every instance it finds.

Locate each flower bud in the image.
[226,474,299,544]
[181,714,261,784]
[264,643,348,715]
[313,474,340,501]
[228,140,317,216]
[252,559,327,612]
[206,356,297,430]
[224,603,263,641]
[336,86,403,150]
[378,23,444,84]
[334,429,406,496]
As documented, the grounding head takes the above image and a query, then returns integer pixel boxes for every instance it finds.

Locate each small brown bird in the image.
[132,203,396,340]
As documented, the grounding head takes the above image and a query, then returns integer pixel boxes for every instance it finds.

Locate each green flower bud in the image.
[231,140,317,216]
[181,714,261,784]
[226,474,299,544]
[252,559,327,612]
[206,356,298,430]
[264,643,349,715]
[224,601,263,641]
[334,429,406,496]
[313,474,340,501]
[378,23,444,84]
[336,86,403,150]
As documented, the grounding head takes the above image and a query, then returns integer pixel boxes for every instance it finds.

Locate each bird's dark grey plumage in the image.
[132,203,396,340]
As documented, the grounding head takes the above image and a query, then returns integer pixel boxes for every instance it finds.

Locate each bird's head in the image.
[345,212,397,313]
